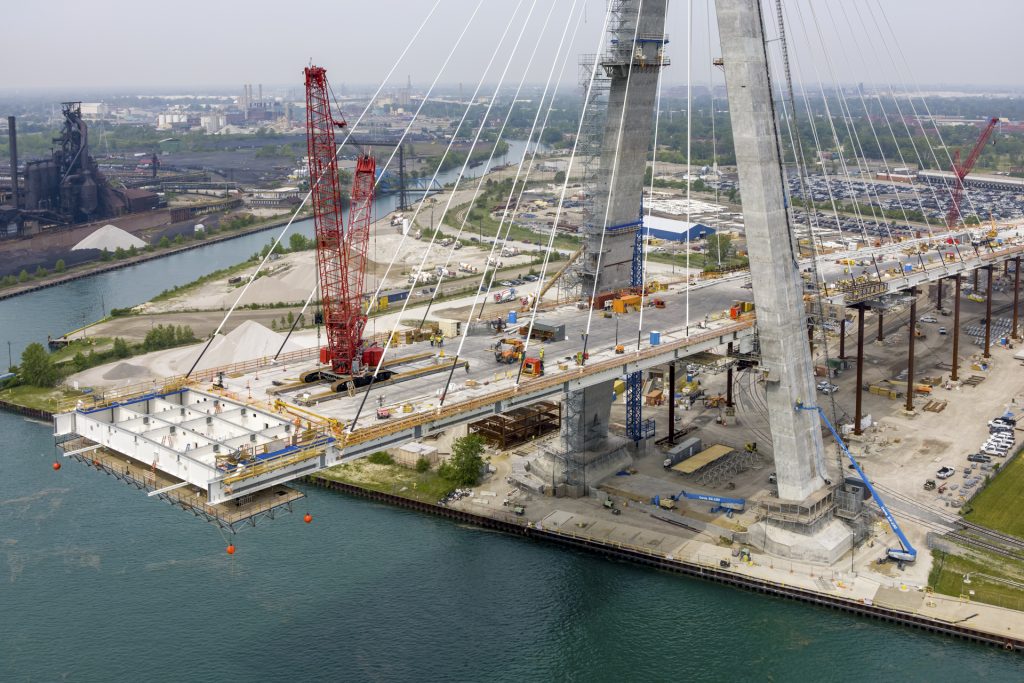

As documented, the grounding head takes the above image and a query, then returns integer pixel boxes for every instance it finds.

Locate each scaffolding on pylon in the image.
[574,52,610,302]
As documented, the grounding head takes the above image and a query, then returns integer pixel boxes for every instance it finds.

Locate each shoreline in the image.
[0,214,301,302]
[306,474,1023,654]
[6,389,1019,655]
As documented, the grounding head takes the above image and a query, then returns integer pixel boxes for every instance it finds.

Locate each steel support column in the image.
[726,342,734,408]
[952,275,961,382]
[877,311,884,342]
[973,268,979,291]
[906,288,917,412]
[838,318,846,359]
[854,305,865,436]
[936,277,943,308]
[668,362,676,445]
[984,265,993,358]
[1013,257,1021,341]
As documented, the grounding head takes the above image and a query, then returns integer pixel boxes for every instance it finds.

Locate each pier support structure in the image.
[854,305,865,436]
[952,275,961,382]
[905,288,917,413]
[984,265,993,359]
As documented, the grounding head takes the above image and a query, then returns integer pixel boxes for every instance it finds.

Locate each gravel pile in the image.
[186,320,304,371]
[72,224,147,252]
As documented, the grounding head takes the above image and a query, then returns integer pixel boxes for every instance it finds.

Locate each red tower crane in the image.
[304,65,375,376]
[944,116,999,230]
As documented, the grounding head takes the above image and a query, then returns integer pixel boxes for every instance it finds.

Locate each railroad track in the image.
[871,482,1024,559]
[948,531,1024,562]
[957,520,1024,553]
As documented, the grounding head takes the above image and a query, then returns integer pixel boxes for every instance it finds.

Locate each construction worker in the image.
[538,346,545,362]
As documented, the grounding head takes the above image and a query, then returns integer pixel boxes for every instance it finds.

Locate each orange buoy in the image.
[303,513,313,524]
[52,461,61,471]
[226,544,236,555]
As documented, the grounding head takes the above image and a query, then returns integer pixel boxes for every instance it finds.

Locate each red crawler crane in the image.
[944,116,999,230]
[304,65,375,375]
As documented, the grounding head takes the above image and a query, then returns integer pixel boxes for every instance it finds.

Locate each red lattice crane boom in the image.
[945,116,999,230]
[304,65,375,374]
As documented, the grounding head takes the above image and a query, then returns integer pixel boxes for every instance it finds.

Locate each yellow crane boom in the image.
[538,244,584,300]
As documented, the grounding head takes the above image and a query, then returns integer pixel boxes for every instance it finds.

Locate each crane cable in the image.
[358,0,513,324]
[350,0,536,430]
[574,0,647,367]
[634,0,669,350]
[436,1,587,405]
[844,1,966,268]
[509,2,615,382]
[414,0,561,332]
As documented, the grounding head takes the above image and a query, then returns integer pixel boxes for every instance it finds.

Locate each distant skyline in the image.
[5,1,1023,94]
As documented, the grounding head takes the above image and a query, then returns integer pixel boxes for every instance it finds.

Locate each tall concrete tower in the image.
[558,1,669,483]
[715,0,827,503]
[582,0,669,296]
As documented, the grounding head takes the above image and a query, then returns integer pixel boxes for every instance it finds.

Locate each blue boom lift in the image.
[795,401,917,564]
[670,489,746,516]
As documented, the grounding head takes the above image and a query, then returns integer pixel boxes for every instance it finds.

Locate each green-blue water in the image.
[3,411,1023,682]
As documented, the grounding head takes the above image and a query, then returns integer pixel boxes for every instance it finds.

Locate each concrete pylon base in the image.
[748,516,853,566]
[534,435,633,498]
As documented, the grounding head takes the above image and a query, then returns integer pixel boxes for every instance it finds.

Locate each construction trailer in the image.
[468,401,561,450]
[518,321,566,342]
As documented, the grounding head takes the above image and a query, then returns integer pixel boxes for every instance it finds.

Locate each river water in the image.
[2,140,1022,681]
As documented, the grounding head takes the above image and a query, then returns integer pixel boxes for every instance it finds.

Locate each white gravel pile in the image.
[72,224,147,252]
[102,362,149,380]
[184,320,304,371]
[235,262,318,306]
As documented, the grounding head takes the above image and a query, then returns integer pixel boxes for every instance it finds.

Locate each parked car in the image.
[816,381,838,394]
[936,466,956,479]
[523,274,539,282]
[920,314,938,323]
[937,327,947,335]
[967,453,992,463]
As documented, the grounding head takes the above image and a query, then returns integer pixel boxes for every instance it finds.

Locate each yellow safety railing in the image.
[221,433,332,486]
[59,346,320,413]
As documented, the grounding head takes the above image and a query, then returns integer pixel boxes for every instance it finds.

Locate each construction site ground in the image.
[412,279,1024,630]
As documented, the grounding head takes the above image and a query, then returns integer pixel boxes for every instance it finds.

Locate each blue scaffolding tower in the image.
[625,216,654,441]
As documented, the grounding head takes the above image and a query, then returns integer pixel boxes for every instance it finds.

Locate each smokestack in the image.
[7,116,18,209]
[258,83,263,105]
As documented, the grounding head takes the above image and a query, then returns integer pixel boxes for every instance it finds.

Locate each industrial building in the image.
[2,103,158,234]
[641,214,714,242]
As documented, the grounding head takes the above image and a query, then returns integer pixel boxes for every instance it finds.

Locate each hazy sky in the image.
[5,0,1022,93]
